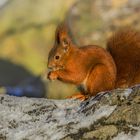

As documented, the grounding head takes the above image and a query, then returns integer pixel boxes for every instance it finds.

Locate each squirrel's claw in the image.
[47,71,58,80]
[67,93,88,101]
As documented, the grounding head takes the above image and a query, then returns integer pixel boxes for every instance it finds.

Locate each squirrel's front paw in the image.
[48,71,58,80]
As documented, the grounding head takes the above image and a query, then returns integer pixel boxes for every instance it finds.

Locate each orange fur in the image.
[107,28,140,88]
[47,23,140,100]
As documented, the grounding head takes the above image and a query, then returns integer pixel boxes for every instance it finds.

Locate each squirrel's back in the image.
[107,28,140,88]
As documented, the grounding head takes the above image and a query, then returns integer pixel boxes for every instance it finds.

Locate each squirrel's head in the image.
[48,22,74,71]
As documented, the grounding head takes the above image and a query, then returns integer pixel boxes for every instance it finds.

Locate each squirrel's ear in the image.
[62,38,69,47]
[55,22,72,45]
[61,37,70,52]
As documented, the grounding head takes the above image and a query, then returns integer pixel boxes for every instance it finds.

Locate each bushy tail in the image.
[107,28,140,87]
[107,28,140,63]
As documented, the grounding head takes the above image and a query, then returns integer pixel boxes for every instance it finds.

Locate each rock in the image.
[82,125,118,139]
[0,85,140,140]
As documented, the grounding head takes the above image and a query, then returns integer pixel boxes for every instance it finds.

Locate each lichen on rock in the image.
[0,85,140,140]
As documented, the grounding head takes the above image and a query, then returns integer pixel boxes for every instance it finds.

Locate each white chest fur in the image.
[77,73,89,93]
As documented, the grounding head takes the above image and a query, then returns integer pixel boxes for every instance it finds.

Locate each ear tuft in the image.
[55,22,72,45]
[56,22,68,36]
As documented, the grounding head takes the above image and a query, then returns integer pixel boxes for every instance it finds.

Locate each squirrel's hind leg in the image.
[86,64,115,96]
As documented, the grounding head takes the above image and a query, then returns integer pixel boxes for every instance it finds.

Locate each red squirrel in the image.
[47,23,140,100]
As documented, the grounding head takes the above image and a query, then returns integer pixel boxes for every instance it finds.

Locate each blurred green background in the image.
[0,0,140,99]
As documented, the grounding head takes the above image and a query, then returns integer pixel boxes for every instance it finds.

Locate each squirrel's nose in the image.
[47,63,52,69]
[47,62,55,70]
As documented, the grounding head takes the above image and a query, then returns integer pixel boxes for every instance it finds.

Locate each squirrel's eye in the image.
[55,55,60,60]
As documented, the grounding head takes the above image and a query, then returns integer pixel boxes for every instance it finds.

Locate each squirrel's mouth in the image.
[48,65,64,72]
